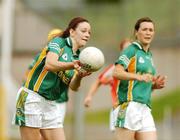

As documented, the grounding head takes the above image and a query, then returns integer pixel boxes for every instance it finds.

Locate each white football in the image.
[79,46,105,72]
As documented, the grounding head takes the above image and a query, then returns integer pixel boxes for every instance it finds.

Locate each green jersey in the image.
[115,42,156,107]
[24,37,80,103]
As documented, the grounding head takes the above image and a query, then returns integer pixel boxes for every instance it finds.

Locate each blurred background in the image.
[0,0,180,140]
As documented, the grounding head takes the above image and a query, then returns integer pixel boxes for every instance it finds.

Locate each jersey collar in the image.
[65,37,80,59]
[132,41,142,50]
[132,41,150,53]
[65,37,72,47]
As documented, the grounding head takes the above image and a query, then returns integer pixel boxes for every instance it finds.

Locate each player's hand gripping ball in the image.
[79,46,105,72]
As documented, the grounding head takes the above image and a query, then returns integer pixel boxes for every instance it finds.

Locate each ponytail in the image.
[47,28,63,42]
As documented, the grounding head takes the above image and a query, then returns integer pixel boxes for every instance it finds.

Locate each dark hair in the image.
[61,17,89,38]
[134,17,154,31]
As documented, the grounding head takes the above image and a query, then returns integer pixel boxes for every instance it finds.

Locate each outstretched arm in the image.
[84,79,101,108]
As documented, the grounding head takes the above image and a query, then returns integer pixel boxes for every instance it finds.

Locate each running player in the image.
[84,38,132,132]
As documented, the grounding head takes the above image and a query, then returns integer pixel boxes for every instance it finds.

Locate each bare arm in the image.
[45,52,75,72]
[84,79,101,107]
[69,73,82,91]
[69,68,91,91]
[113,64,153,82]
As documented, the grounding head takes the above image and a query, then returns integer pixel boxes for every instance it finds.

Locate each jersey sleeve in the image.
[115,45,136,69]
[47,37,64,56]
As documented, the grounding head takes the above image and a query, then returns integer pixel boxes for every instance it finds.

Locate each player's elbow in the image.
[69,82,81,91]
[113,69,119,79]
[44,63,56,72]
[70,86,79,91]
[113,64,125,80]
[44,63,51,71]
